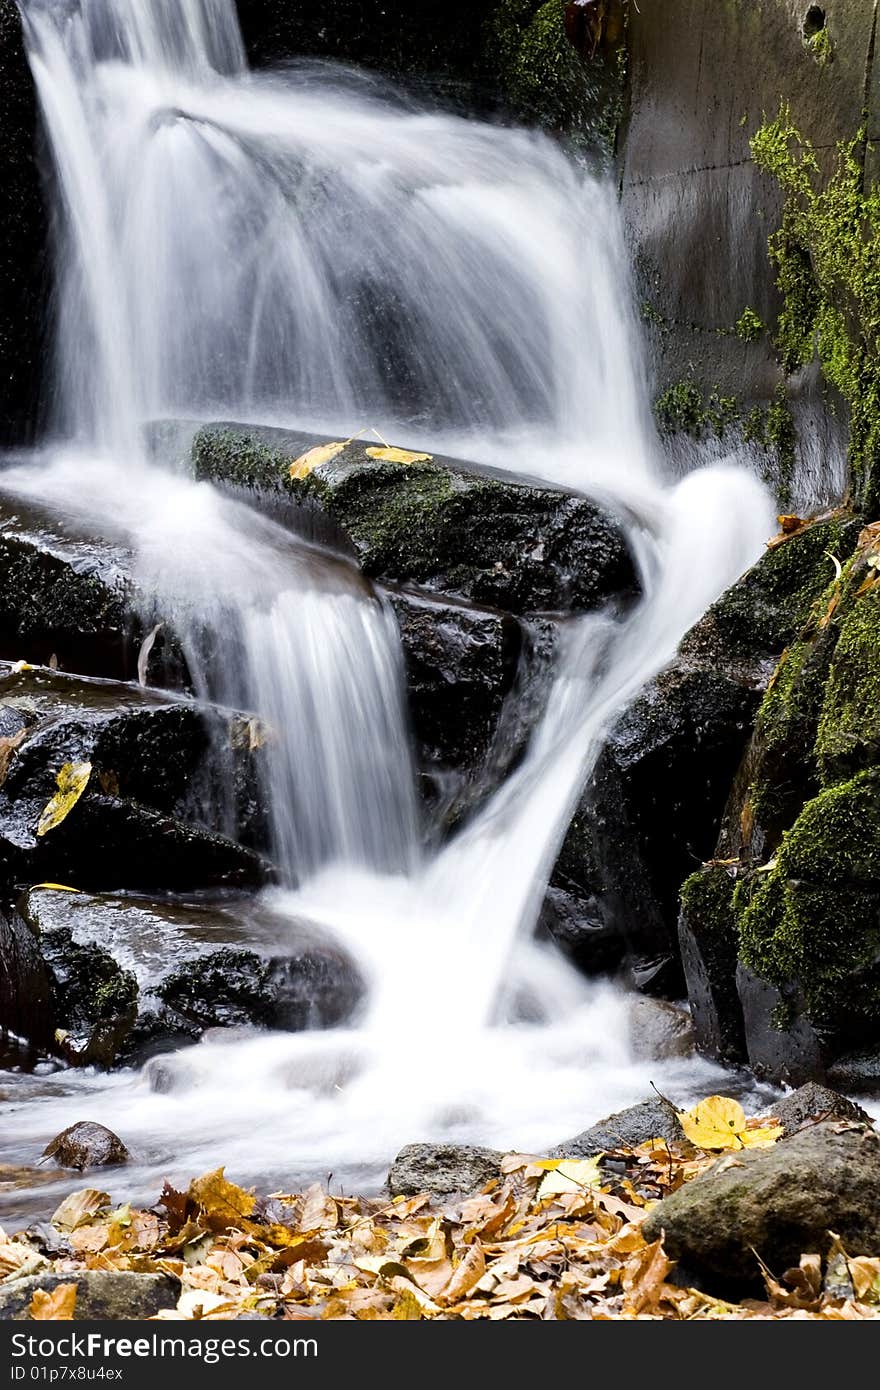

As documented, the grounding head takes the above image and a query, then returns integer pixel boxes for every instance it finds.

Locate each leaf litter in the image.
[8,1096,880,1321]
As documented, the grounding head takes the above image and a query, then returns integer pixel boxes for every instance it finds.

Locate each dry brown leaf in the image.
[622,1238,673,1315]
[188,1169,256,1232]
[438,1243,486,1305]
[29,1283,77,1320]
[52,1189,110,1233]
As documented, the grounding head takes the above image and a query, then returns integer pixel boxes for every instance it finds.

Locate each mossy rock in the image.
[678,865,745,1061]
[679,513,862,676]
[736,768,880,1043]
[190,423,639,616]
[815,573,880,785]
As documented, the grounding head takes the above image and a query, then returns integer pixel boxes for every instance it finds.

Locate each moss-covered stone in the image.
[736,768,880,1040]
[678,865,745,1060]
[680,513,861,674]
[751,109,880,514]
[815,575,880,785]
[191,423,639,616]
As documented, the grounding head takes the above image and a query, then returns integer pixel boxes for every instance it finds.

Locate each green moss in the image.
[734,307,765,342]
[653,380,738,439]
[680,864,737,939]
[805,25,834,67]
[736,768,880,1032]
[487,0,625,150]
[815,577,880,784]
[700,514,860,663]
[92,970,138,1019]
[751,109,880,513]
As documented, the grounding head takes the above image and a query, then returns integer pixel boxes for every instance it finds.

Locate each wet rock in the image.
[735,964,827,1088]
[20,888,364,1062]
[0,790,268,895]
[552,1098,683,1157]
[157,946,364,1035]
[386,586,521,773]
[767,1083,871,1137]
[0,908,50,1045]
[0,1270,176,1320]
[0,504,156,680]
[387,1143,503,1198]
[642,1123,880,1289]
[190,424,639,617]
[538,881,628,979]
[0,0,47,447]
[39,927,138,1067]
[828,1051,880,1097]
[626,996,694,1061]
[677,866,746,1062]
[43,1121,130,1170]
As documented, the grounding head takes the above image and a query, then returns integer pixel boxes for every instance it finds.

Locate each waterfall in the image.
[0,0,775,1199]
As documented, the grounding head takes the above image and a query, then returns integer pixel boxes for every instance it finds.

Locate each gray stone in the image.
[828,1050,880,1096]
[387,1143,502,1198]
[736,962,827,1086]
[0,1271,176,1320]
[43,1121,130,1170]
[643,1122,880,1288]
[767,1083,871,1137]
[627,997,694,1061]
[552,1098,682,1157]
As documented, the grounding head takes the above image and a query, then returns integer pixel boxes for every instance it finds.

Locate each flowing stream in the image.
[0,0,776,1212]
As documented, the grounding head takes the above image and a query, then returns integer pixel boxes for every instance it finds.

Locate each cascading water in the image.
[0,0,776,1210]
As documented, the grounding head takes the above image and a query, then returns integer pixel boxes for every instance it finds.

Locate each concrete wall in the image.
[619,0,880,498]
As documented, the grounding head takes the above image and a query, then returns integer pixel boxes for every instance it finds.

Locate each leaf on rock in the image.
[36,762,92,838]
[677,1095,782,1150]
[288,442,346,479]
[33,883,81,893]
[29,1283,77,1320]
[364,446,432,465]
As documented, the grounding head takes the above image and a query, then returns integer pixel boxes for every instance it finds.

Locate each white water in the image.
[0,0,775,1211]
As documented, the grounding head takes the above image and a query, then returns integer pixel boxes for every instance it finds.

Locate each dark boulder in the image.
[538,881,628,979]
[0,0,47,447]
[0,1270,176,1320]
[190,424,639,618]
[767,1083,871,1138]
[552,1098,683,1157]
[0,907,49,1045]
[0,791,268,895]
[642,1123,880,1289]
[677,866,746,1062]
[42,1120,130,1170]
[828,1051,880,1097]
[19,887,365,1063]
[386,585,522,774]
[387,1142,503,1198]
[38,925,138,1067]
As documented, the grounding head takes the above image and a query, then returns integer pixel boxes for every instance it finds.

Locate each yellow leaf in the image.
[11,661,33,674]
[33,883,81,893]
[676,1095,783,1151]
[29,1283,77,1320]
[392,1289,423,1319]
[36,762,92,837]
[535,1157,604,1198]
[740,1124,784,1148]
[364,447,432,465]
[677,1095,748,1150]
[187,1168,256,1232]
[288,442,346,479]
